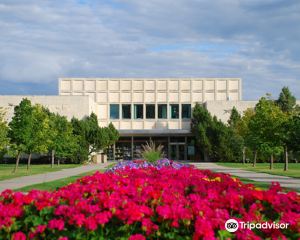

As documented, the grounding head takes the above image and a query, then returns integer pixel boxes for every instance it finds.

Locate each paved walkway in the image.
[193,162,300,191]
[0,163,111,192]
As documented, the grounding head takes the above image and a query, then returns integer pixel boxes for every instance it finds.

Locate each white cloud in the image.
[0,0,299,99]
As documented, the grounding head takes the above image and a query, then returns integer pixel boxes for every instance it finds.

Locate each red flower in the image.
[12,232,26,240]
[48,219,65,231]
[129,234,146,240]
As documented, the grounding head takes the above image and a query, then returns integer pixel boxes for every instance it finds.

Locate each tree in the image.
[228,107,241,128]
[0,108,9,155]
[191,103,213,161]
[249,97,286,169]
[8,99,34,172]
[276,87,296,113]
[24,105,51,170]
[48,113,78,167]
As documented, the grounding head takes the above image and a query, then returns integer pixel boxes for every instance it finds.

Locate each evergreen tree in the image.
[228,107,241,128]
[276,87,296,113]
[0,108,9,155]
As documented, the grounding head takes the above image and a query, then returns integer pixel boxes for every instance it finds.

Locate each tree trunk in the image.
[284,146,288,171]
[57,158,60,166]
[252,150,257,167]
[242,147,246,165]
[51,150,55,168]
[270,154,274,170]
[27,153,32,171]
[13,152,21,173]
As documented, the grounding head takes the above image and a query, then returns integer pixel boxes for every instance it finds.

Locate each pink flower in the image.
[48,219,65,231]
[12,232,26,240]
[129,234,146,240]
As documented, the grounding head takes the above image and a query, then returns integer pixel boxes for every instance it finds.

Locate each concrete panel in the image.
[192,80,203,90]
[145,80,155,90]
[157,92,167,102]
[144,121,155,129]
[169,92,179,102]
[205,92,215,101]
[192,92,203,102]
[216,80,226,91]
[60,92,70,96]
[109,92,119,102]
[133,80,143,90]
[60,80,71,91]
[73,92,83,96]
[132,121,143,129]
[111,121,120,129]
[98,105,107,120]
[181,92,191,102]
[229,92,239,100]
[168,121,180,129]
[169,80,179,91]
[120,92,131,102]
[85,92,96,101]
[145,92,155,102]
[73,80,84,91]
[96,93,107,103]
[205,80,215,90]
[229,80,239,90]
[216,92,227,100]
[121,80,131,91]
[133,92,143,102]
[156,121,168,129]
[157,80,167,90]
[109,80,119,91]
[85,80,96,91]
[181,80,190,91]
[96,80,107,91]
[98,121,107,127]
[120,121,131,129]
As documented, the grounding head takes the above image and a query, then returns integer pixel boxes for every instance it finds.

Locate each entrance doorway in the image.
[170,143,185,161]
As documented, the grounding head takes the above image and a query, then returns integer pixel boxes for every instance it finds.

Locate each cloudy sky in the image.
[0,0,299,100]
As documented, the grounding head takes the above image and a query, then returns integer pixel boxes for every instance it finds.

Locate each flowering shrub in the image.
[0,166,299,239]
[106,158,190,173]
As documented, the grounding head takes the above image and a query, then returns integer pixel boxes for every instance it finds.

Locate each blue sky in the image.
[0,0,299,100]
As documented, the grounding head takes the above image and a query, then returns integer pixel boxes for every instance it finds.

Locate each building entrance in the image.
[170,143,185,161]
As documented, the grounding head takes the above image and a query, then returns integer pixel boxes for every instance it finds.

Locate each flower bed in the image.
[0,165,299,239]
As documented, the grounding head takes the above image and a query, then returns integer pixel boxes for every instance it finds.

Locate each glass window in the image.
[146,104,155,119]
[134,104,143,119]
[182,104,191,119]
[122,104,131,119]
[170,104,179,119]
[110,104,119,119]
[158,104,167,119]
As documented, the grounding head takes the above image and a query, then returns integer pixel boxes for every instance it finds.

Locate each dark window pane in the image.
[170,104,179,119]
[146,104,155,119]
[158,104,167,119]
[134,104,143,119]
[182,104,191,118]
[122,104,131,119]
[110,104,119,119]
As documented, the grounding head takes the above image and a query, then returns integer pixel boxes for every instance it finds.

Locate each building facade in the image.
[1,77,266,161]
[59,78,242,161]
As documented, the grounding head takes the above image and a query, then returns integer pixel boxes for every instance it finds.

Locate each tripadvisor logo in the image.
[225,219,239,232]
[225,219,289,233]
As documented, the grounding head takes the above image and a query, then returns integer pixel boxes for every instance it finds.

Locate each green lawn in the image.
[16,170,100,192]
[217,163,300,178]
[0,164,80,181]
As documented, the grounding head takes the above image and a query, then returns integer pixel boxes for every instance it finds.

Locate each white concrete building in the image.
[0,77,264,161]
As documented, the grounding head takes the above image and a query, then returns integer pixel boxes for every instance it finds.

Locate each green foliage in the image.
[276,86,296,113]
[191,104,243,162]
[49,113,78,161]
[0,108,9,155]
[141,140,164,163]
[228,106,241,128]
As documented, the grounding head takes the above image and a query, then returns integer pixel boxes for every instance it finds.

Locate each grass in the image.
[217,162,300,178]
[16,170,101,192]
[0,164,80,181]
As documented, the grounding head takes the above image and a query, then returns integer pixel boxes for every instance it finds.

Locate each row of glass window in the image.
[110,104,191,119]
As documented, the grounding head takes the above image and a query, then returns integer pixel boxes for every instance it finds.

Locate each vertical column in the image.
[184,136,187,161]
[168,136,171,159]
[131,136,134,160]
[113,143,116,161]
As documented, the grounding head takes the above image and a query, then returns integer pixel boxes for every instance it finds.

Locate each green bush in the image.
[141,141,164,163]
